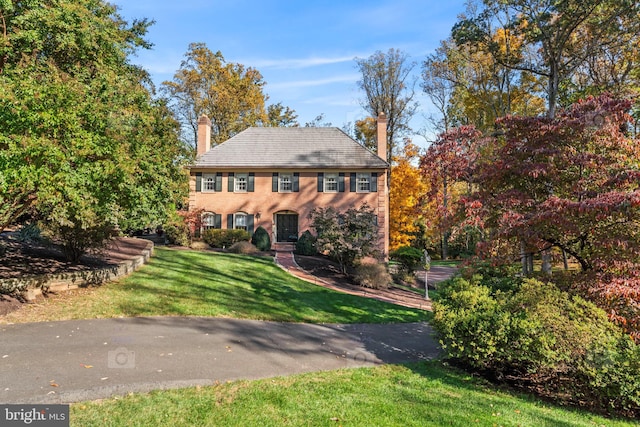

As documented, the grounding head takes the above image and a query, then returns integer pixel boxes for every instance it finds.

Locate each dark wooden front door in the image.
[276,214,298,242]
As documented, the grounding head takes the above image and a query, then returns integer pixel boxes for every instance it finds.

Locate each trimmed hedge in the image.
[202,229,250,249]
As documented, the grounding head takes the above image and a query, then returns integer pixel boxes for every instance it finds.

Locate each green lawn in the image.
[69,361,635,427]
[5,247,428,324]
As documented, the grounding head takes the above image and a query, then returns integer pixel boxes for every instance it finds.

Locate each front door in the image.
[276,213,298,242]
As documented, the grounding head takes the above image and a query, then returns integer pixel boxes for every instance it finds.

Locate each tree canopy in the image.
[356,48,417,164]
[0,0,188,260]
[163,43,298,148]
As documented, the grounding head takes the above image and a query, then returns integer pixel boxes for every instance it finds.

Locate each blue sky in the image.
[117,0,467,147]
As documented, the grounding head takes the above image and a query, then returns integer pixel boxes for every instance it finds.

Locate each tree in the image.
[266,102,299,127]
[420,125,484,259]
[163,43,297,147]
[0,0,188,260]
[310,204,379,273]
[389,141,427,251]
[474,94,640,272]
[453,0,640,118]
[355,48,417,164]
[352,117,377,151]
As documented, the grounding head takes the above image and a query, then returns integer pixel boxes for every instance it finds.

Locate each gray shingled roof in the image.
[192,127,388,169]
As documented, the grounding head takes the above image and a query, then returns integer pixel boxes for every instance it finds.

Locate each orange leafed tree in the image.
[389,141,428,251]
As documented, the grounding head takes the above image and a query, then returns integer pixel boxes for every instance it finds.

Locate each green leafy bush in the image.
[251,226,271,251]
[228,241,258,254]
[353,259,391,289]
[295,230,317,255]
[432,273,640,417]
[390,246,424,278]
[202,229,250,248]
[163,212,191,247]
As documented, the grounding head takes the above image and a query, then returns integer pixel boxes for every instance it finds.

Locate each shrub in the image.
[202,229,250,248]
[17,223,44,243]
[432,272,640,417]
[390,246,424,275]
[295,230,317,255]
[353,259,391,289]
[251,226,271,251]
[228,241,258,254]
[163,212,191,247]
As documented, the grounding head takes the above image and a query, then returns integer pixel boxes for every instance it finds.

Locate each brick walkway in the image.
[274,251,455,311]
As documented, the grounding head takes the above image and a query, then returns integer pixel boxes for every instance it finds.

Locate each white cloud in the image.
[267,74,360,90]
[248,55,360,70]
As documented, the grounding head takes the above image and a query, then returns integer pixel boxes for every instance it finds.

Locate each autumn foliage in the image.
[468,94,640,340]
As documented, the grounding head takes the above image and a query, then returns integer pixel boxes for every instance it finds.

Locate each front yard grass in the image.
[69,361,635,427]
[1,247,429,324]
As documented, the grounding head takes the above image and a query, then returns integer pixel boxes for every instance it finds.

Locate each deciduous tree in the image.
[310,204,379,273]
[389,142,427,250]
[356,48,417,164]
[0,0,188,260]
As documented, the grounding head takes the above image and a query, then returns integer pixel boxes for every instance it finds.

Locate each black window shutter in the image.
[215,172,222,192]
[195,172,202,192]
[317,173,324,192]
[350,173,356,192]
[228,172,235,192]
[248,172,255,192]
[227,214,234,229]
[338,173,345,192]
[293,172,299,192]
[214,214,222,229]
[371,172,378,192]
[272,173,278,192]
[247,215,254,235]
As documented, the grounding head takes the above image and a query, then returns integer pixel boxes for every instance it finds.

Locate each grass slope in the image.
[2,248,428,324]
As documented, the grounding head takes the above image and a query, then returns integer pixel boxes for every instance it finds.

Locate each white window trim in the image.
[234,173,248,193]
[202,212,218,230]
[324,173,338,193]
[234,212,247,230]
[356,173,371,193]
[279,173,293,192]
[202,173,217,192]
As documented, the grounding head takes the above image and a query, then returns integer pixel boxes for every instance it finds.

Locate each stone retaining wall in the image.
[0,240,153,301]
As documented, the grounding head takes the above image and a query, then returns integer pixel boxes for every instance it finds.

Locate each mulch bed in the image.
[0,232,151,315]
[294,254,432,309]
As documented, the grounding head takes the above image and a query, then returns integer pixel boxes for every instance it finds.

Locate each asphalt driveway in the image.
[0,317,441,404]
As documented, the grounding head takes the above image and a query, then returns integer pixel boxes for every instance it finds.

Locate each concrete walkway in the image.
[0,317,441,404]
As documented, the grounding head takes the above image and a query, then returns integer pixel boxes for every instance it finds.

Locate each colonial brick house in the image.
[188,114,390,256]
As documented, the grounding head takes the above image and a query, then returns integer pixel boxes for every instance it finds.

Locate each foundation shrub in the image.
[295,230,317,255]
[202,229,250,249]
[250,226,271,251]
[353,259,391,289]
[228,241,258,254]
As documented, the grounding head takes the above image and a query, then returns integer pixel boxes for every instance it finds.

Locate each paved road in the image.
[0,317,441,404]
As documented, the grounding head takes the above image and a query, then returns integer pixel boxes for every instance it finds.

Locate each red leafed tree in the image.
[420,125,484,259]
[474,94,640,339]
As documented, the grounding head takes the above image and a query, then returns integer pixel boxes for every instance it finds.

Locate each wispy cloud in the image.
[267,74,361,90]
[248,55,358,70]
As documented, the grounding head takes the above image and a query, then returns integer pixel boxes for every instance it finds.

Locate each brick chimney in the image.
[376,112,387,162]
[196,115,211,156]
